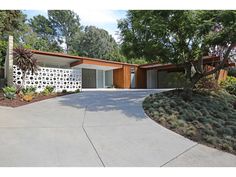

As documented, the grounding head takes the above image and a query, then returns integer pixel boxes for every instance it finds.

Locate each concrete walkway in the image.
[0,90,235,167]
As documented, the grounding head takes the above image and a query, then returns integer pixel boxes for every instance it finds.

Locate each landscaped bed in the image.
[143,89,236,155]
[0,89,74,108]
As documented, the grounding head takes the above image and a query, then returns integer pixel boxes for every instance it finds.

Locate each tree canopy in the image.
[118,10,236,87]
[48,10,82,53]
[74,26,118,59]
[0,10,26,67]
[0,10,122,67]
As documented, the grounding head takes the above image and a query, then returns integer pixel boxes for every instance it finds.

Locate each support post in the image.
[4,36,14,86]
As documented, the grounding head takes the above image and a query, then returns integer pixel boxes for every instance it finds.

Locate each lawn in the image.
[143,89,236,155]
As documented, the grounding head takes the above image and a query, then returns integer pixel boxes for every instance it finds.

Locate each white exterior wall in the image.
[13,65,82,92]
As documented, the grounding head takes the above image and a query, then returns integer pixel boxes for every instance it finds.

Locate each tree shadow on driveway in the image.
[57,91,159,121]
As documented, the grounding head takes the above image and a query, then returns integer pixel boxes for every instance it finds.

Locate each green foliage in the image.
[228,69,236,77]
[75,89,80,93]
[119,10,236,88]
[61,89,67,93]
[42,86,55,95]
[129,57,148,64]
[21,86,37,95]
[21,15,63,52]
[143,90,236,155]
[48,10,81,53]
[29,15,56,39]
[2,86,16,99]
[0,10,26,67]
[221,76,236,95]
[0,40,7,67]
[119,10,236,63]
[74,26,118,59]
[104,50,128,63]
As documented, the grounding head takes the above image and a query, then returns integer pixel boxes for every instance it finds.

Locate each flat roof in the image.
[139,56,221,69]
[31,50,234,70]
[31,50,138,67]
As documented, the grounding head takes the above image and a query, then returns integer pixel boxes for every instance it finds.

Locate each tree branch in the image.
[203,43,236,77]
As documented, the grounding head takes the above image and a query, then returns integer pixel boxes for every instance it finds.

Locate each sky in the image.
[23,10,127,42]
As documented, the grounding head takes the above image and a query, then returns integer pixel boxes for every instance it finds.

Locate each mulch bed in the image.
[0,91,72,108]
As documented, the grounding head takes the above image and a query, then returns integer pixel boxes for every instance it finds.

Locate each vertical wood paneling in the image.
[113,65,132,88]
[136,68,147,88]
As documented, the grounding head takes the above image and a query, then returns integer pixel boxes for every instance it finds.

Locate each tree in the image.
[13,47,38,88]
[75,26,118,59]
[28,15,62,52]
[118,10,236,89]
[0,10,26,67]
[48,10,81,53]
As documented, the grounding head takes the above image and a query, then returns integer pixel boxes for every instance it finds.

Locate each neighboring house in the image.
[3,36,233,91]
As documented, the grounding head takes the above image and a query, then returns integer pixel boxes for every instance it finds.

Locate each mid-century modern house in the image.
[3,36,233,92]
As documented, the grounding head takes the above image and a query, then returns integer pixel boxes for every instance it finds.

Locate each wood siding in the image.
[136,68,147,88]
[205,65,228,82]
[113,65,131,88]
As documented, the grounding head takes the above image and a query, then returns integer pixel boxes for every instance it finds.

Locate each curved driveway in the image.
[0,90,235,166]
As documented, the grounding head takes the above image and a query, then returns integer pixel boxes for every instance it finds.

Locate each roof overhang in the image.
[34,53,79,66]
[31,50,136,70]
[139,56,222,70]
[70,59,123,70]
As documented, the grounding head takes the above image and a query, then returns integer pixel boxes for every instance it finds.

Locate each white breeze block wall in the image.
[13,65,82,92]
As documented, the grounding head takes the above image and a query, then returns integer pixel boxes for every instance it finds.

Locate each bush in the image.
[228,69,236,77]
[62,89,67,93]
[22,94,34,102]
[21,86,37,95]
[221,76,236,95]
[2,86,17,99]
[75,89,80,93]
[42,86,54,95]
[196,77,220,91]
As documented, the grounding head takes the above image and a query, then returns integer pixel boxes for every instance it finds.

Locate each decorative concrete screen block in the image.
[13,65,82,92]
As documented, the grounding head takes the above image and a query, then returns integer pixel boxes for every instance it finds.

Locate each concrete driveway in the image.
[0,90,235,167]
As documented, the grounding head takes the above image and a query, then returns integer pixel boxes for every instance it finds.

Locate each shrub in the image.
[42,86,54,96]
[21,86,37,95]
[22,94,34,102]
[228,69,236,77]
[2,86,17,99]
[220,76,236,95]
[221,143,233,152]
[75,89,80,93]
[196,77,220,91]
[62,89,67,93]
[204,135,218,145]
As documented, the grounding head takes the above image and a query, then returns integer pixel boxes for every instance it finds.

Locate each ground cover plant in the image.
[143,89,236,155]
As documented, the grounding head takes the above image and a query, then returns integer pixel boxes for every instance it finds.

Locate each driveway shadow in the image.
[58,91,158,121]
